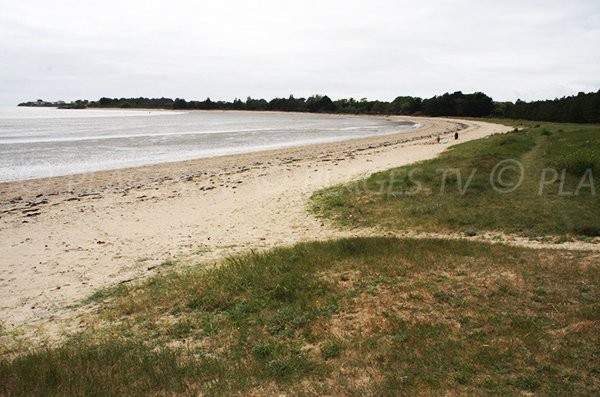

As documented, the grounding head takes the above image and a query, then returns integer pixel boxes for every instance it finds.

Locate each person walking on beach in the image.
[436,136,441,144]
[454,132,459,140]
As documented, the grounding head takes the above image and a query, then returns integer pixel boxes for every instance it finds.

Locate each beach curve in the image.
[0,116,508,337]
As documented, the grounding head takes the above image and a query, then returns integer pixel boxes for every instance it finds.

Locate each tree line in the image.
[492,90,600,123]
[18,89,600,123]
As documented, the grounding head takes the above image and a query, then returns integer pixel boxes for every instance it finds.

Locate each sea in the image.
[0,107,416,181]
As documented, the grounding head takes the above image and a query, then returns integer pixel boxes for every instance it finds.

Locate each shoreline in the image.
[0,124,420,186]
[0,115,431,205]
[1,117,507,337]
[0,109,416,186]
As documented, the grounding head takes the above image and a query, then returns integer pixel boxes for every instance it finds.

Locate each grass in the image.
[311,120,600,238]
[1,237,598,396]
[81,283,129,305]
[0,341,205,396]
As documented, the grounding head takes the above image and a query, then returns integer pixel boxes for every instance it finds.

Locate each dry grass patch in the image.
[1,237,598,396]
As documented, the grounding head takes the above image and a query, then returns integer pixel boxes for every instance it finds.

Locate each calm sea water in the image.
[0,107,415,181]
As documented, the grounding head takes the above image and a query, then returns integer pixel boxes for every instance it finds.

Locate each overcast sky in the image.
[1,0,599,105]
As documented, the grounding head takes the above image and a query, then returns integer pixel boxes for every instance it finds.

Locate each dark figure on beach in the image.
[454,132,459,140]
[436,136,441,144]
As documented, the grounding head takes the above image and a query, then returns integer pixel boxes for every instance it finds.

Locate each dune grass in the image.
[311,121,600,238]
[1,237,599,396]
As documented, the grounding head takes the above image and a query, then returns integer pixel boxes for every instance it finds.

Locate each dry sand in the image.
[0,116,583,338]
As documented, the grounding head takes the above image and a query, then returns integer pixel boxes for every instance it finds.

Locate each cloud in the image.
[0,0,599,105]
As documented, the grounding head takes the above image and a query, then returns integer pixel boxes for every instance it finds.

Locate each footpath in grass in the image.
[1,238,598,396]
[311,121,600,239]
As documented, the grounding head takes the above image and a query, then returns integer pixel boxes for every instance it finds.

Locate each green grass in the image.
[2,238,598,396]
[0,341,208,396]
[81,283,129,305]
[311,121,600,238]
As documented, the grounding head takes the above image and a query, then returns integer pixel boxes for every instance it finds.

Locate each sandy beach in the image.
[1,116,511,336]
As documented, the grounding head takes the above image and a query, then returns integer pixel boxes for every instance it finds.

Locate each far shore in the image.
[0,117,508,338]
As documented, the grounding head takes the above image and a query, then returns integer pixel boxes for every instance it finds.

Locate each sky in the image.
[1,0,599,105]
